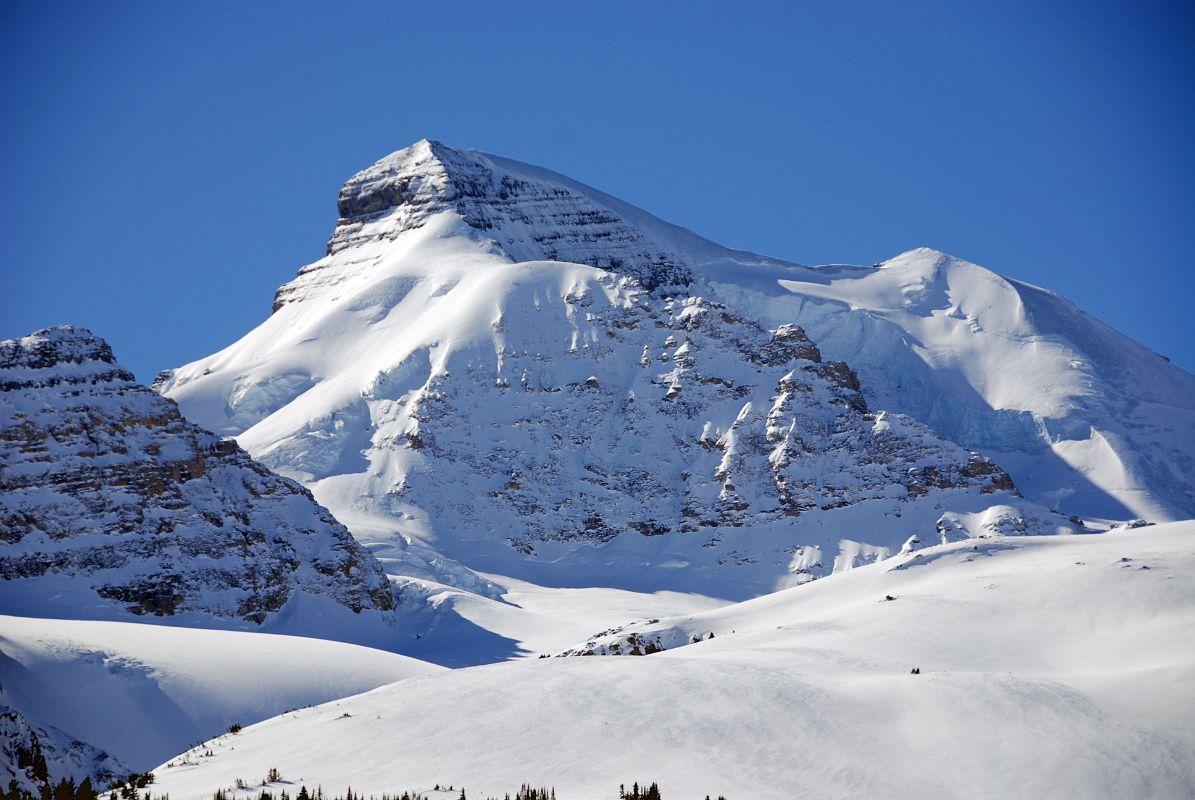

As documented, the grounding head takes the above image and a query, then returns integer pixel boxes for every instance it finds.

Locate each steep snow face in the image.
[162,221,1055,601]
[0,616,441,773]
[702,247,1195,521]
[0,327,396,647]
[149,522,1195,800]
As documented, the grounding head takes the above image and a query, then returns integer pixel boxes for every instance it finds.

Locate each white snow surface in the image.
[0,615,441,772]
[151,521,1195,799]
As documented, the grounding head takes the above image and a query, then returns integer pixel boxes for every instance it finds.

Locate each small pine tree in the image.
[52,779,73,800]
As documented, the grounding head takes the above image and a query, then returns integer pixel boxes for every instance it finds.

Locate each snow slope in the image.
[151,521,1195,799]
[389,573,728,667]
[0,615,442,773]
[701,247,1195,521]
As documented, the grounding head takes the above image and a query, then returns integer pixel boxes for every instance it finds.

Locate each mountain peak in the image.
[299,140,704,303]
[1,325,118,370]
[335,138,463,224]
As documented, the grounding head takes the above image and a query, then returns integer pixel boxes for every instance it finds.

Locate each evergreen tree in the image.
[52,779,73,800]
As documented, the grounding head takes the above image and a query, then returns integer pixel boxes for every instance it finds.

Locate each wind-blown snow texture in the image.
[0,326,395,646]
[162,141,1081,617]
[249,140,1195,527]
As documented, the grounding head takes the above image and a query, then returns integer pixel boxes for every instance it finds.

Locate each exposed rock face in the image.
[0,327,395,637]
[390,284,1020,557]
[710,247,1195,521]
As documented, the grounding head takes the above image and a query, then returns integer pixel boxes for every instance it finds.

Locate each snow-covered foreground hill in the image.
[153,522,1195,800]
[0,616,441,774]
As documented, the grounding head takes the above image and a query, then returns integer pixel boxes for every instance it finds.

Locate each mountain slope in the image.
[0,327,395,647]
[150,521,1195,800]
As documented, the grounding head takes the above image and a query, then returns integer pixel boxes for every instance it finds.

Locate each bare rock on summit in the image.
[275,138,695,310]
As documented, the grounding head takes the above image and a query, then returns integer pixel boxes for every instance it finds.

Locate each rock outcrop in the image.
[0,327,395,642]
[273,139,703,312]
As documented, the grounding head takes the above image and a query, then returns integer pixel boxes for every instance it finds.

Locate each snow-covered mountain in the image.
[166,140,1195,536]
[0,326,395,646]
[150,521,1195,800]
[160,141,1083,616]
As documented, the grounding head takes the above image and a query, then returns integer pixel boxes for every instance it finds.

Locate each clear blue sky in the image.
[3,1,1193,381]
